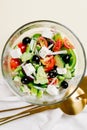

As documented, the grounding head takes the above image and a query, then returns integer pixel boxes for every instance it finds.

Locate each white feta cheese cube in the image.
[22,63,35,77]
[57,68,67,75]
[10,48,22,58]
[42,28,53,39]
[39,46,51,58]
[46,85,58,96]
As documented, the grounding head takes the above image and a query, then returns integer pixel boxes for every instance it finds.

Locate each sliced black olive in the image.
[21,76,30,84]
[62,54,70,63]
[48,68,58,78]
[21,76,33,84]
[32,55,40,64]
[22,37,31,45]
[61,81,68,89]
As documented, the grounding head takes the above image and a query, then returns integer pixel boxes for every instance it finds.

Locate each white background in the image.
[0,0,87,129]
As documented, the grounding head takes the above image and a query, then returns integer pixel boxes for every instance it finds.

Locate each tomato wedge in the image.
[18,43,27,53]
[10,58,20,70]
[41,56,55,72]
[52,39,62,52]
[37,36,48,47]
[63,37,74,49]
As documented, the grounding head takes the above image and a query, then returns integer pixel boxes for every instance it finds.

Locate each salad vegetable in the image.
[9,29,76,98]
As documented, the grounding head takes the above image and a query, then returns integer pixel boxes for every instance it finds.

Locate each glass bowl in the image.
[1,20,86,105]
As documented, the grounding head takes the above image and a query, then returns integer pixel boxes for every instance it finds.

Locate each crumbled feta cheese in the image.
[42,28,53,39]
[10,48,22,58]
[46,85,58,96]
[39,46,51,58]
[57,68,67,75]
[22,63,35,77]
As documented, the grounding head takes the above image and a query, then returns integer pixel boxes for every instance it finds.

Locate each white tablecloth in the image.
[0,0,87,129]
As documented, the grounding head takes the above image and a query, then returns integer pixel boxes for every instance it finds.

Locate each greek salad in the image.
[9,29,76,99]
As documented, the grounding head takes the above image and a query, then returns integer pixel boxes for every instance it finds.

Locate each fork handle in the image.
[0,105,56,125]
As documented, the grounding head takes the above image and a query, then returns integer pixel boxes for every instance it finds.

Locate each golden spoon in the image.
[59,76,87,115]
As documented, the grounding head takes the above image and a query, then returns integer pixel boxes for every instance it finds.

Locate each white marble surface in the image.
[0,0,87,129]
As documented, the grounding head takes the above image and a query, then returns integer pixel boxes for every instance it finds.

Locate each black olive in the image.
[45,38,54,49]
[21,76,31,84]
[48,68,58,78]
[22,37,31,45]
[32,55,40,64]
[62,54,70,63]
[61,81,68,89]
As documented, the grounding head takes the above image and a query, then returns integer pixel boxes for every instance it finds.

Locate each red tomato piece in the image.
[63,37,74,49]
[52,39,62,52]
[18,43,27,53]
[37,36,48,47]
[41,56,55,72]
[10,58,20,70]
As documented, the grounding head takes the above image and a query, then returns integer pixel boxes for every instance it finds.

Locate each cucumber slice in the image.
[34,66,48,84]
[54,55,64,68]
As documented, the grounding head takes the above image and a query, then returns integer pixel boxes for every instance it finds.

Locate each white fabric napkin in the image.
[0,77,87,130]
